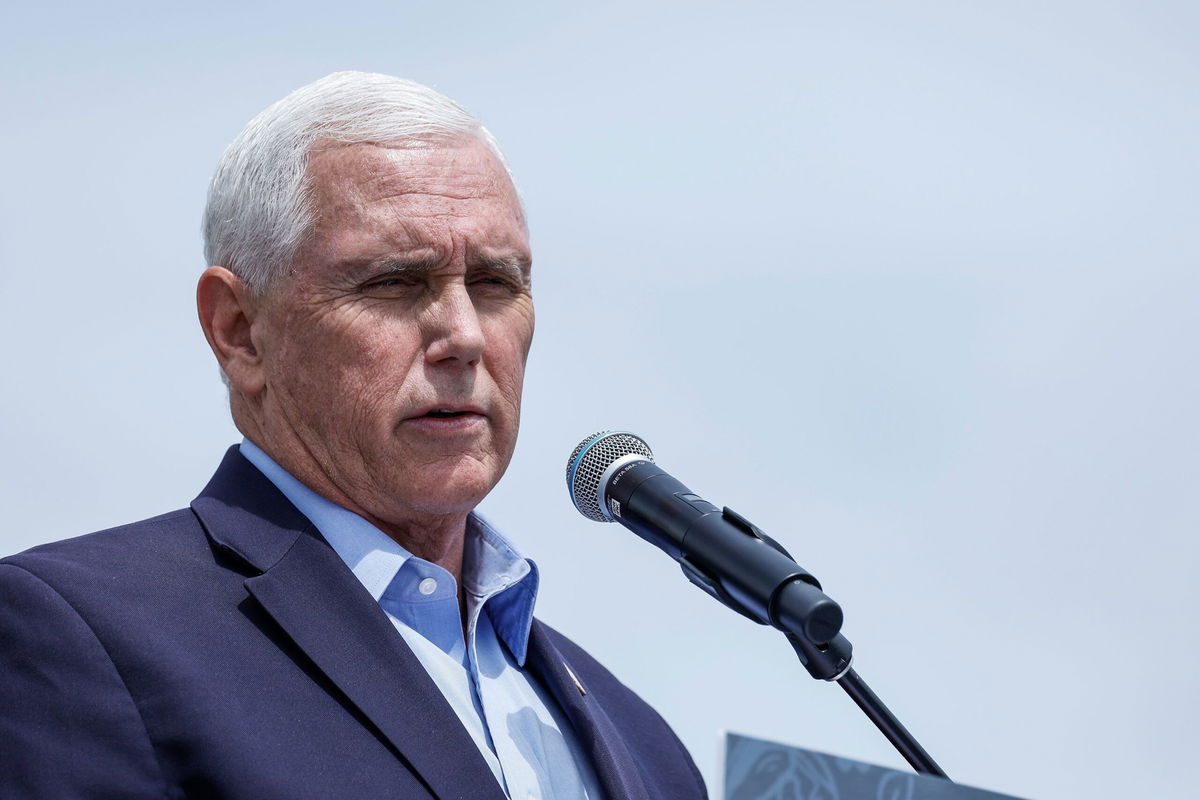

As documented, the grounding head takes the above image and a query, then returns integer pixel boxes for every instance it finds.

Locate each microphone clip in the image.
[678,554,762,625]
[677,505,808,626]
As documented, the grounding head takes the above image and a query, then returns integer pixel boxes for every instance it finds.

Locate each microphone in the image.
[566,431,844,645]
[567,433,952,777]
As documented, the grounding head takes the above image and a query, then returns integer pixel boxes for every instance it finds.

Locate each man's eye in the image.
[472,275,522,291]
[363,276,418,291]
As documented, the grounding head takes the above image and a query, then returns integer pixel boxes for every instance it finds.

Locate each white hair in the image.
[202,71,513,293]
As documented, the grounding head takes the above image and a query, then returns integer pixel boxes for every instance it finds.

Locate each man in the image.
[0,72,706,799]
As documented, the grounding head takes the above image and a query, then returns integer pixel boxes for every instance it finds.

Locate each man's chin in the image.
[394,467,503,516]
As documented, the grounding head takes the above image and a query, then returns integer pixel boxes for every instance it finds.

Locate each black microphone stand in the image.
[785,630,948,778]
[698,507,950,780]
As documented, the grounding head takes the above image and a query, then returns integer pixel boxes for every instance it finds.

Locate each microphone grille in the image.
[566,431,655,522]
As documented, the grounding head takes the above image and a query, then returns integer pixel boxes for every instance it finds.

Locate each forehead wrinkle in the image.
[306,147,481,213]
[360,174,510,206]
[360,144,513,202]
[300,140,528,275]
[308,143,525,236]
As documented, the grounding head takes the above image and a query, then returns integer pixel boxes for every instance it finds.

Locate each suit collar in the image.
[236,439,539,666]
[527,622,655,800]
[242,533,505,799]
[190,445,316,573]
[190,446,651,800]
[190,446,506,800]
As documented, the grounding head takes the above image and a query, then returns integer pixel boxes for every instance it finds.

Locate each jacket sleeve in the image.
[0,562,170,799]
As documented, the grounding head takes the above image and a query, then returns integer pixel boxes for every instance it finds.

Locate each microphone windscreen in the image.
[566,431,655,521]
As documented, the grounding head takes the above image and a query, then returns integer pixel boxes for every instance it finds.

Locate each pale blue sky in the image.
[3,3,1197,798]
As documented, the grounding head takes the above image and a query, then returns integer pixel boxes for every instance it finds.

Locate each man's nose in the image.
[424,283,485,365]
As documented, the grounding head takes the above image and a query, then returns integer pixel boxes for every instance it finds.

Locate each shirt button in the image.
[418,577,438,595]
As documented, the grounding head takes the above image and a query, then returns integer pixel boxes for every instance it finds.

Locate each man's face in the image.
[250,138,533,526]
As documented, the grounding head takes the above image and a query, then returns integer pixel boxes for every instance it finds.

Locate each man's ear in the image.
[197,266,266,396]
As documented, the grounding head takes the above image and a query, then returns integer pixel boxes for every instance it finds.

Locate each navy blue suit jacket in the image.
[0,448,706,799]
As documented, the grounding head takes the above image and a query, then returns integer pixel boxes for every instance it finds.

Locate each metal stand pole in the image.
[837,668,947,778]
[785,631,949,780]
[669,506,951,780]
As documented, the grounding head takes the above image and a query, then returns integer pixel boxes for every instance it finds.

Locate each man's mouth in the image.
[407,404,487,424]
[424,409,471,419]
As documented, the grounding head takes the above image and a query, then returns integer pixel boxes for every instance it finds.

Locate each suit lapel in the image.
[526,622,653,800]
[192,447,505,800]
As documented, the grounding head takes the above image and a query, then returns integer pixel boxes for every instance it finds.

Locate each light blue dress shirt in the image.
[240,440,603,800]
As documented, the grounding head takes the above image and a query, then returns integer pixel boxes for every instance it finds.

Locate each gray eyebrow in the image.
[473,255,532,288]
[372,254,445,275]
[347,252,531,288]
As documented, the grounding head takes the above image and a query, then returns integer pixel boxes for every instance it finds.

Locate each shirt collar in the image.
[465,513,539,664]
[238,439,539,663]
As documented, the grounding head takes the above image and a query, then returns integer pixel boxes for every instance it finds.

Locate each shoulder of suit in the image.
[2,507,210,588]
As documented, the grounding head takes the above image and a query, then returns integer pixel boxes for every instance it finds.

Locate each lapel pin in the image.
[563,662,587,696]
